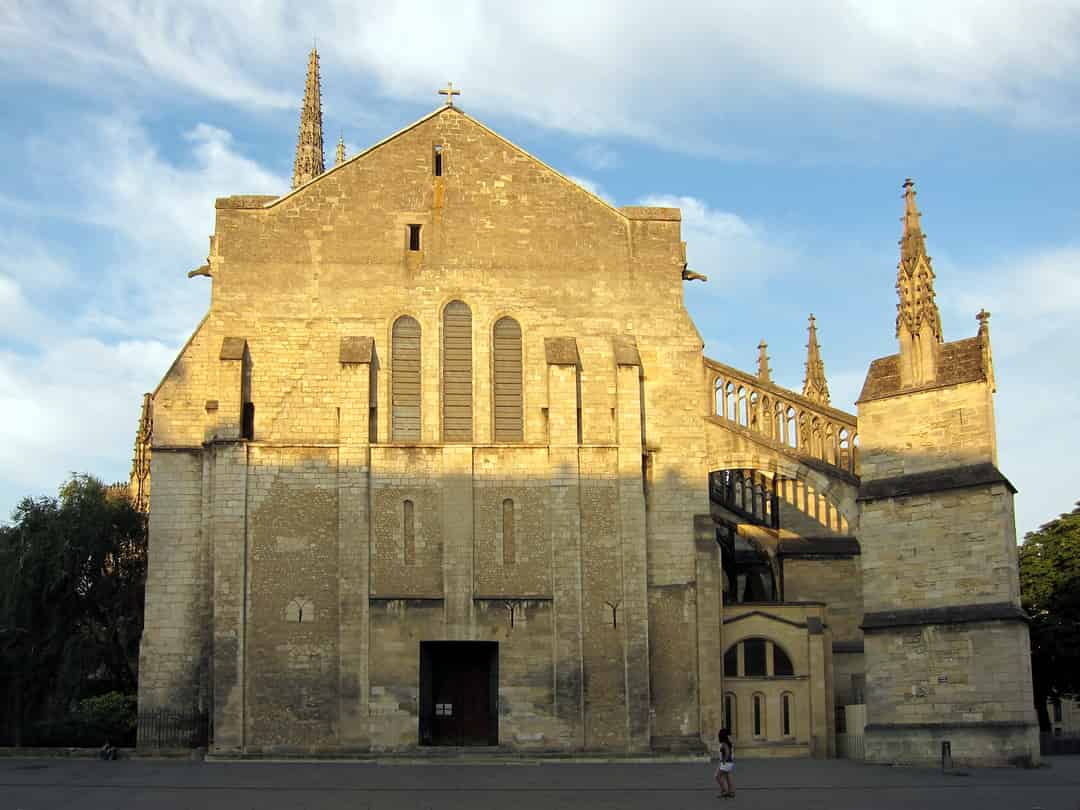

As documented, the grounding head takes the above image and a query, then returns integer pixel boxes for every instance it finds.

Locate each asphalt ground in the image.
[1,755,1078,810]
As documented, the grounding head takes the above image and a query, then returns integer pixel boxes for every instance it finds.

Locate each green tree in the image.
[0,474,146,745]
[1019,502,1080,731]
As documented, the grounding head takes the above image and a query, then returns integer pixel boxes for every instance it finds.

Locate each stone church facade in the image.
[136,50,1038,764]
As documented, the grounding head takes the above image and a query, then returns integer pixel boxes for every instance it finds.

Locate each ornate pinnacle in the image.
[292,46,326,189]
[895,178,943,343]
[976,308,991,337]
[129,393,152,514]
[756,340,772,383]
[335,135,346,167]
[802,314,831,405]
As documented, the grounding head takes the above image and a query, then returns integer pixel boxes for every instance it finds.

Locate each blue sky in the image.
[0,1,1078,537]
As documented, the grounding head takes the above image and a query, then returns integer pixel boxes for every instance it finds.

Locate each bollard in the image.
[941,740,952,771]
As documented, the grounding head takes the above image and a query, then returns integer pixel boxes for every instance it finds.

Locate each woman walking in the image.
[715,728,735,798]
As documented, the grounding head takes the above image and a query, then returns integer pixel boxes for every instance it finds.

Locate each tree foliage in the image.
[0,474,147,745]
[1019,501,1080,731]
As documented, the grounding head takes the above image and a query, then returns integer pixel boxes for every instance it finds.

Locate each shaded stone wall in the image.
[245,447,340,750]
[137,450,209,718]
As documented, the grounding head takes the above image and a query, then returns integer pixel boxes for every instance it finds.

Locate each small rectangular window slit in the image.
[408,224,422,252]
[433,144,443,177]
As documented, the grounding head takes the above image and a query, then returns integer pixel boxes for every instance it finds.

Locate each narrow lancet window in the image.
[502,498,515,565]
[433,144,444,177]
[392,316,421,441]
[403,500,415,565]
[408,224,422,251]
[493,317,523,442]
[442,301,473,442]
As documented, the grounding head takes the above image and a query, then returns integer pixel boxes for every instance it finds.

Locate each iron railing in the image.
[836,733,865,760]
[137,708,209,749]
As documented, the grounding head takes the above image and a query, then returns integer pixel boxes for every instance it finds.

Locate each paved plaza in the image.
[1,755,1078,810]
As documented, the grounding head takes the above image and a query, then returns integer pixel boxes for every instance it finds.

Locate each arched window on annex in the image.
[392,315,422,442]
[723,692,737,736]
[752,692,766,738]
[722,637,796,679]
[781,692,795,737]
[492,316,523,442]
[442,300,473,442]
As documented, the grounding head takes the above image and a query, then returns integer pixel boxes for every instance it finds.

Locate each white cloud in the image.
[942,246,1080,355]
[3,1,1079,148]
[0,116,285,517]
[641,194,799,287]
[576,144,619,170]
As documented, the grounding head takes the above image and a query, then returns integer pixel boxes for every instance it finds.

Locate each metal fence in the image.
[137,708,209,749]
[1041,732,1080,756]
[836,733,865,760]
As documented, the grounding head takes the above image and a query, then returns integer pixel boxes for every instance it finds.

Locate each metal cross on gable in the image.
[438,81,461,106]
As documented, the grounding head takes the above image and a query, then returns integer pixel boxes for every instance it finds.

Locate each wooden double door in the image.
[419,641,498,746]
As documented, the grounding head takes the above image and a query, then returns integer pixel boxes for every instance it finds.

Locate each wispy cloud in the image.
[3,0,1079,148]
[0,115,285,516]
[641,194,800,288]
[942,246,1080,355]
[576,143,619,171]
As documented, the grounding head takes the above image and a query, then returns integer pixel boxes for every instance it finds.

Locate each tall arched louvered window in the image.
[392,315,422,441]
[493,316,523,442]
[442,301,473,442]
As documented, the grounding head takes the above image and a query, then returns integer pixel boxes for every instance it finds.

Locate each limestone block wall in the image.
[858,382,997,480]
[140,106,722,754]
[370,447,445,598]
[857,372,1038,765]
[474,599,561,747]
[860,483,1020,615]
[368,599,445,748]
[864,621,1035,726]
[137,450,209,716]
[472,447,552,597]
[782,557,862,646]
[244,446,340,750]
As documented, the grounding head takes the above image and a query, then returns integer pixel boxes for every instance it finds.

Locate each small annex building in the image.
[135,50,1039,765]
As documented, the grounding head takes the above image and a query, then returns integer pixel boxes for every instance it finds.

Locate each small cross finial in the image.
[976,308,991,335]
[438,81,461,107]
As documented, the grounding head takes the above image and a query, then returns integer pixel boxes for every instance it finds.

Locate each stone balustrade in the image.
[705,358,859,477]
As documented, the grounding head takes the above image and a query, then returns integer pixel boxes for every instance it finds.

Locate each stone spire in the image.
[335,135,346,167]
[756,340,772,383]
[895,179,943,387]
[802,314,830,405]
[292,46,325,189]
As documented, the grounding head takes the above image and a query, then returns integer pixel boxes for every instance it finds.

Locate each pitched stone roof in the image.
[858,336,986,403]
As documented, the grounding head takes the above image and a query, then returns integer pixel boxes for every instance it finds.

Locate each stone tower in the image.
[292,46,325,188]
[855,180,1039,766]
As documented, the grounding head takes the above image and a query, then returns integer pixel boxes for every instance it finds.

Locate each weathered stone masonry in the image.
[136,58,1037,763]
